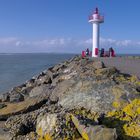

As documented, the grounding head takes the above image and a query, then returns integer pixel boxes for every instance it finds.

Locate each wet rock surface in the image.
[0,55,140,140]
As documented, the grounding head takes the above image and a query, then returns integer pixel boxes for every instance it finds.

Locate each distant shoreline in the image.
[0,52,140,56]
[0,52,78,55]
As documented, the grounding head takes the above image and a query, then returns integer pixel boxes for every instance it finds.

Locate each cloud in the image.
[0,37,18,45]
[0,37,140,53]
[100,38,140,48]
[15,41,23,46]
[80,37,140,48]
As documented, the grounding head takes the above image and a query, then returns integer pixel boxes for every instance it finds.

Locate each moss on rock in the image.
[103,99,140,140]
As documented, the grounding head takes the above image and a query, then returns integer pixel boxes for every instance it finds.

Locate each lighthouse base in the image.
[92,48,98,57]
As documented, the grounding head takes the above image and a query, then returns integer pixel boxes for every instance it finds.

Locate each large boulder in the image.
[0,96,48,120]
[71,114,117,140]
[29,84,51,97]
[50,79,76,103]
[59,90,114,114]
[53,78,114,113]
[49,61,119,114]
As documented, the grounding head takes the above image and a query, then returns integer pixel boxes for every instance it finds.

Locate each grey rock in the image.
[92,80,115,91]
[36,74,51,85]
[0,95,49,121]
[69,55,81,62]
[10,92,24,103]
[59,91,114,114]
[123,83,136,93]
[126,92,140,101]
[20,87,33,98]
[54,78,114,113]
[0,93,9,102]
[29,84,50,97]
[0,128,12,140]
[13,132,37,140]
[36,113,57,136]
[25,80,35,88]
[52,63,67,72]
[46,69,53,80]
[50,79,76,102]
[6,111,39,136]
[71,114,117,140]
[51,71,77,87]
[47,69,58,82]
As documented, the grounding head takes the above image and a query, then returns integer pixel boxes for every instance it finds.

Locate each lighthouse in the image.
[89,8,104,57]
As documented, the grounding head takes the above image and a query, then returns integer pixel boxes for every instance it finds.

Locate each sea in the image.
[0,53,76,93]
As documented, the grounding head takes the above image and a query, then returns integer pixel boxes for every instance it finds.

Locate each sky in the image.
[0,0,140,54]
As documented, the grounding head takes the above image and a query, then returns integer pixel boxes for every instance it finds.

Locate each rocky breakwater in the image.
[0,55,140,140]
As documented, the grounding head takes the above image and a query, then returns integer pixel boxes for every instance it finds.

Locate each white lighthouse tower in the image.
[89,7,104,57]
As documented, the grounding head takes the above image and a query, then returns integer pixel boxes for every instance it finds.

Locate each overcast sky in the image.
[0,0,140,54]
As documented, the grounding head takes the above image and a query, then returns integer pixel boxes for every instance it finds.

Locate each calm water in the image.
[0,53,75,93]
